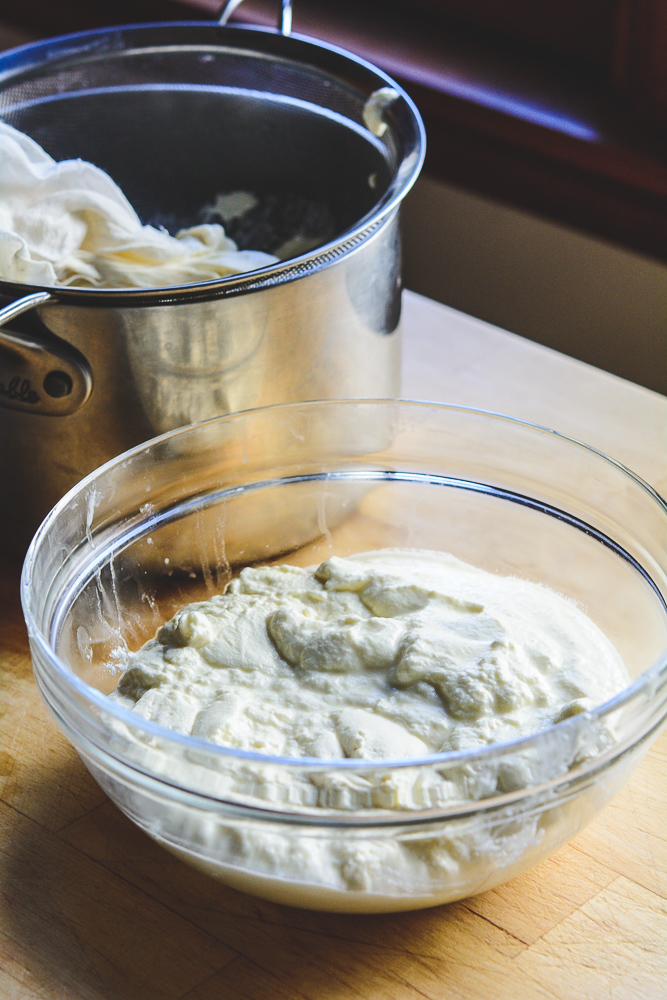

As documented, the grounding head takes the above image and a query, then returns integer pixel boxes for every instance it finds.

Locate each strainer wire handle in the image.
[217,0,292,35]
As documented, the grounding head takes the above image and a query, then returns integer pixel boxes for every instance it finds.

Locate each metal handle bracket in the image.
[0,292,93,416]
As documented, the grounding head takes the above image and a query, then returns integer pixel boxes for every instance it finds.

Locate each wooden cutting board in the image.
[1,292,665,1000]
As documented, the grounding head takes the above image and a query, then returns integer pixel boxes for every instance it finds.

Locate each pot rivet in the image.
[43,370,73,398]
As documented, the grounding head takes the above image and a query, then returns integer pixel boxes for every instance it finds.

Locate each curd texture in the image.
[106,549,631,909]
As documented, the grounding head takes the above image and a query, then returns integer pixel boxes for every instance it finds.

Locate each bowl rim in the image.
[20,398,667,781]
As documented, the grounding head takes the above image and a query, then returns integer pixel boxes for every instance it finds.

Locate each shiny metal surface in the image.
[0,22,424,552]
[0,213,402,551]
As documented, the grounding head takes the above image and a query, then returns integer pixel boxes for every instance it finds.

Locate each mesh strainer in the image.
[0,9,423,288]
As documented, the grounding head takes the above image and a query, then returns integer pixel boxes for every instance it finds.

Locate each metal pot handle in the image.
[0,292,93,415]
[218,0,292,35]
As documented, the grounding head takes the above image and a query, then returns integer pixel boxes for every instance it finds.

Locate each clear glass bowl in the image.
[21,401,667,912]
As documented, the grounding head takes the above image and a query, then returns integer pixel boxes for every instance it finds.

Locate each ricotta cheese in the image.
[113,548,628,758]
[109,549,630,910]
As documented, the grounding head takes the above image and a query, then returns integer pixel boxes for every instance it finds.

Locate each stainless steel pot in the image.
[0,6,425,553]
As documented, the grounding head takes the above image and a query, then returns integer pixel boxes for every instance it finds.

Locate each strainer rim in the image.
[0,20,426,305]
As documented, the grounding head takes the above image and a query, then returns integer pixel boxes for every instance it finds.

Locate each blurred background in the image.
[1,0,665,394]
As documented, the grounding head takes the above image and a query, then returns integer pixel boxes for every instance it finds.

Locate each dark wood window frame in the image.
[2,0,667,262]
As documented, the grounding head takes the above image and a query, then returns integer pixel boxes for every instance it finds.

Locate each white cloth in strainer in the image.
[0,122,277,289]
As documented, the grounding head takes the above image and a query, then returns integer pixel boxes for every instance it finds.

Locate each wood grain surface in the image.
[1,291,665,999]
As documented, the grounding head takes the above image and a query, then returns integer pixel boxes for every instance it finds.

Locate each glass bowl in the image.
[21,400,667,913]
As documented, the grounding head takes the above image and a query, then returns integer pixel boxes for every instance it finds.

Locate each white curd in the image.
[114,549,628,759]
[108,549,630,909]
